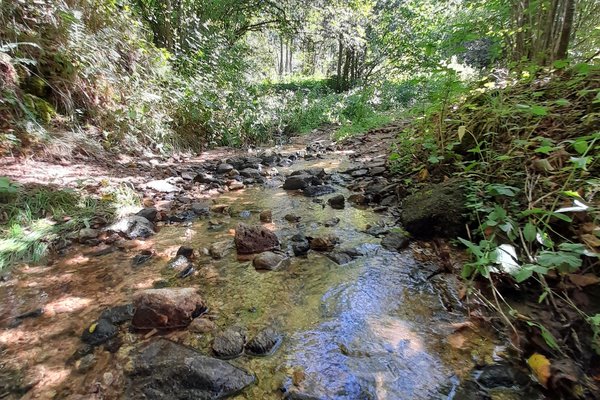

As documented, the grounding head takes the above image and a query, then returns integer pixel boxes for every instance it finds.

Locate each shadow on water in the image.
[0,156,498,400]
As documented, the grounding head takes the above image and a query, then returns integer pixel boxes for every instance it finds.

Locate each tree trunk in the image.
[554,0,575,60]
[279,36,284,76]
[336,35,343,91]
[541,0,560,65]
[284,40,289,74]
[288,38,293,74]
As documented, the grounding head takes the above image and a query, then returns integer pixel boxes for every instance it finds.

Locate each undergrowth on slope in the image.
[391,62,600,396]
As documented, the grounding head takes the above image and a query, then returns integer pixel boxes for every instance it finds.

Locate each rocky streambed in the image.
[0,133,543,399]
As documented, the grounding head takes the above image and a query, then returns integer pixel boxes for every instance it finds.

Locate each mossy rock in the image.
[400,179,467,238]
[23,94,56,124]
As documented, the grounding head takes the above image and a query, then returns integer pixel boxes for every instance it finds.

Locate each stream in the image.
[0,148,539,399]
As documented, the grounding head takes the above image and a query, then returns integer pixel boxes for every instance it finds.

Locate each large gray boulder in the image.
[126,339,255,399]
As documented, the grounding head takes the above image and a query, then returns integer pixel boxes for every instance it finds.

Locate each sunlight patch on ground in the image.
[43,296,92,316]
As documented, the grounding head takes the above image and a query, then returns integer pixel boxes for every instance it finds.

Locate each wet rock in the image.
[309,235,338,252]
[369,166,387,176]
[79,228,99,242]
[108,215,154,239]
[216,163,234,174]
[400,180,467,238]
[191,202,210,216]
[234,223,280,254]
[127,339,254,399]
[245,328,282,356]
[67,344,94,365]
[178,265,195,279]
[302,185,335,197]
[365,224,389,237]
[327,195,345,209]
[285,214,301,223]
[477,363,530,389]
[291,234,310,256]
[351,169,368,177]
[210,204,230,214]
[75,354,96,374]
[240,168,261,178]
[228,181,245,191]
[180,170,195,181]
[176,246,194,259]
[168,210,197,223]
[326,252,354,265]
[193,173,218,184]
[145,179,180,193]
[209,239,234,259]
[168,255,192,273]
[212,329,245,359]
[283,174,312,190]
[136,207,157,222]
[81,318,118,346]
[253,251,290,271]
[189,318,216,334]
[323,217,340,227]
[12,308,44,327]
[380,195,396,206]
[99,304,135,325]
[381,231,409,252]
[292,168,326,178]
[260,210,272,223]
[348,193,368,205]
[132,250,153,267]
[131,288,206,330]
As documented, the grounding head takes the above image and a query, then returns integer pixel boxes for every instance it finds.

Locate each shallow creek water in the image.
[0,155,504,399]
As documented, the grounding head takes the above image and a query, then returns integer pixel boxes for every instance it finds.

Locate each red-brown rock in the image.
[234,223,280,254]
[131,288,206,329]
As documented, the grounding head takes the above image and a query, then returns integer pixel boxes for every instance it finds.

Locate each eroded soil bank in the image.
[0,129,543,399]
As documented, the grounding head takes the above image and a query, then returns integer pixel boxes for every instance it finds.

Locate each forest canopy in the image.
[1,0,598,151]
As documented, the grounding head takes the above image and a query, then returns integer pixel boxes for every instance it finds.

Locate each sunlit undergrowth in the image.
[0,178,139,270]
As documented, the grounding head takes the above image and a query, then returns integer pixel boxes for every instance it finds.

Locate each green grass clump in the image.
[0,181,129,270]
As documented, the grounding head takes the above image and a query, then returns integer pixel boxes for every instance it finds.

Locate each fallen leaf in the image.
[568,273,600,287]
[527,353,551,387]
[581,234,600,250]
[417,168,430,182]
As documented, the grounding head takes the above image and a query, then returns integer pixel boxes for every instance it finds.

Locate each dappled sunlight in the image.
[25,365,72,399]
[43,296,92,315]
[64,254,91,266]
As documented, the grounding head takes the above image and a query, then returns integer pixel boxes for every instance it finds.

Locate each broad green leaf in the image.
[458,126,466,141]
[570,156,591,169]
[573,140,588,155]
[523,222,536,242]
